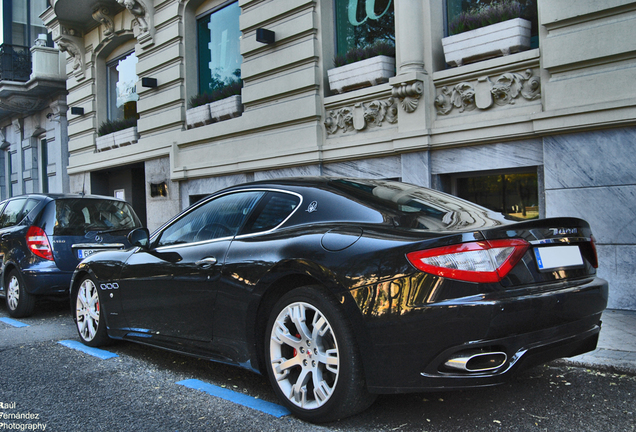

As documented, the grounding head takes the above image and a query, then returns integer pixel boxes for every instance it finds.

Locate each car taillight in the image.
[407,239,529,283]
[589,235,599,268]
[26,226,54,261]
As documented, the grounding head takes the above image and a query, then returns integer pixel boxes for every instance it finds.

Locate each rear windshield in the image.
[329,179,510,231]
[41,198,141,236]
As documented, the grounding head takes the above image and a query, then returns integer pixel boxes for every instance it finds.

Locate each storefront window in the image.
[107,51,139,122]
[197,1,242,94]
[456,172,538,219]
[446,0,538,47]
[334,0,395,57]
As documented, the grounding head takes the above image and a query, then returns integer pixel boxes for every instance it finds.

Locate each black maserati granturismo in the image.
[70,177,607,422]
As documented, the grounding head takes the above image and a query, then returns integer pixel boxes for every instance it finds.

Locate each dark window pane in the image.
[457,172,538,219]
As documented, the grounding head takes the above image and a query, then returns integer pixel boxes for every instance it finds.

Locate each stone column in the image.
[48,97,69,193]
[391,1,431,183]
[394,0,425,74]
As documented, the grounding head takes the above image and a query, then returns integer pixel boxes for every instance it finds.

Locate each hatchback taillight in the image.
[26,226,54,261]
[407,239,529,283]
[589,235,599,268]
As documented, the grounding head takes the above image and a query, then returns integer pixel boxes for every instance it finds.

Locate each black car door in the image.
[118,191,265,343]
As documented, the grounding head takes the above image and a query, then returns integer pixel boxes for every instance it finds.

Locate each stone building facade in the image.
[43,0,636,310]
[0,1,68,198]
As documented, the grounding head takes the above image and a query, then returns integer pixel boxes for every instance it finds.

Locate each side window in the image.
[157,191,264,247]
[20,199,40,222]
[0,198,27,228]
[241,192,301,235]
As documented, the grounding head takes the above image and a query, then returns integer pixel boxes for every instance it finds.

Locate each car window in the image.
[330,179,508,230]
[0,198,27,228]
[241,192,300,234]
[21,199,40,222]
[46,199,141,236]
[157,191,264,247]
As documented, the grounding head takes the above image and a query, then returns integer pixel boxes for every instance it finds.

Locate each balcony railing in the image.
[0,44,32,82]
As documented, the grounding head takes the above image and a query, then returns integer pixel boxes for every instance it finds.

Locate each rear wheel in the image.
[6,269,35,318]
[264,286,375,423]
[74,276,111,346]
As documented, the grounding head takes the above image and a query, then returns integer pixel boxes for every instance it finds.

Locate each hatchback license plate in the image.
[534,246,583,271]
[78,249,98,259]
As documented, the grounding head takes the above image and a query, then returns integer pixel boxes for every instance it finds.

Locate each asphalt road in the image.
[1,299,634,432]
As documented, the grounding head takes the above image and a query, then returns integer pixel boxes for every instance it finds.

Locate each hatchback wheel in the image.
[265,286,375,422]
[74,276,111,346]
[6,270,35,318]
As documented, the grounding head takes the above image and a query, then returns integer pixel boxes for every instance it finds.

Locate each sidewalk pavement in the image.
[559,309,636,375]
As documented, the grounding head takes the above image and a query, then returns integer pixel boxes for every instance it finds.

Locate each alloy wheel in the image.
[269,301,340,410]
[6,275,19,311]
[76,278,100,342]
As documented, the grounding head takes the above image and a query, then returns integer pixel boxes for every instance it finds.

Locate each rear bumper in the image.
[361,277,608,393]
[21,264,72,295]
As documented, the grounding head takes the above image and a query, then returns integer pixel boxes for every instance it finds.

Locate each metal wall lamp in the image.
[256,28,275,44]
[142,77,158,88]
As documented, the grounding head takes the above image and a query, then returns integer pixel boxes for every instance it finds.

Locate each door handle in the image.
[196,257,217,268]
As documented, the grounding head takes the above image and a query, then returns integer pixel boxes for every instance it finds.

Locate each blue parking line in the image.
[176,379,291,418]
[58,340,119,360]
[0,317,29,328]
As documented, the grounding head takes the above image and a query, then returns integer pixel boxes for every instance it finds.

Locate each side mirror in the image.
[128,228,150,248]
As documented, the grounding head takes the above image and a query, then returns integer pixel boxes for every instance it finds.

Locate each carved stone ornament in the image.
[0,96,48,116]
[92,4,115,36]
[325,98,398,135]
[55,26,85,80]
[435,68,540,115]
[12,119,22,136]
[117,0,154,46]
[391,81,424,113]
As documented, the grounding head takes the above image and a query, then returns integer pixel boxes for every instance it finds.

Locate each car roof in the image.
[221,176,379,191]
[2,193,127,202]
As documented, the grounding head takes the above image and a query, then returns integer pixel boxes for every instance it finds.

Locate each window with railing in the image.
[0,44,31,81]
[0,0,51,82]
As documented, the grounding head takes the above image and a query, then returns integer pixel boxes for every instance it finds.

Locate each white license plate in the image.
[534,246,584,271]
[77,249,98,259]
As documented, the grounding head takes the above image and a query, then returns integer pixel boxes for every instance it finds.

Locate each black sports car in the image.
[70,177,607,422]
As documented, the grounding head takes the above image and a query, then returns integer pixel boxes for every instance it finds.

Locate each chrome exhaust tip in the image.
[444,351,507,372]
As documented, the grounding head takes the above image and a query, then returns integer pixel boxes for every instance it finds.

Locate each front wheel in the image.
[265,286,375,423]
[74,276,111,347]
[6,269,35,318]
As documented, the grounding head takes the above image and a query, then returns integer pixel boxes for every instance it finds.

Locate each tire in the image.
[6,269,35,318]
[74,275,111,347]
[264,286,376,423]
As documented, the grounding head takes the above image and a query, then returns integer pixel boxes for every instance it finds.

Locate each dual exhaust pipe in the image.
[444,350,507,372]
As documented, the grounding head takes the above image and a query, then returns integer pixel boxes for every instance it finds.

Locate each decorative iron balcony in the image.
[0,44,32,82]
